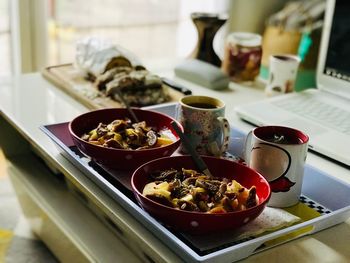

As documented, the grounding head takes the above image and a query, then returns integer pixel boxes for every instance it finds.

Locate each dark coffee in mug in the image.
[255,126,308,145]
[264,134,304,145]
[273,55,297,62]
[187,102,218,109]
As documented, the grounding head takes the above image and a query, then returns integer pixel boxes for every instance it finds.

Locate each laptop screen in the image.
[324,0,350,82]
[317,0,350,98]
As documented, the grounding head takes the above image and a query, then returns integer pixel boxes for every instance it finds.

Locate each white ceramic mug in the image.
[245,125,309,207]
[176,95,230,156]
[265,54,301,96]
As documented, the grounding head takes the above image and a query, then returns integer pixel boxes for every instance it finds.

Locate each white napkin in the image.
[181,206,301,251]
[235,207,301,240]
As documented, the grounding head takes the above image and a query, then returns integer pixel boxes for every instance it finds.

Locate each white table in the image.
[0,72,349,263]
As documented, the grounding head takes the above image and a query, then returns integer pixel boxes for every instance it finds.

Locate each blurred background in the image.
[0,0,288,77]
[0,0,325,261]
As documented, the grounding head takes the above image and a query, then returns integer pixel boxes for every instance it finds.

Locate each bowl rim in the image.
[68,107,183,152]
[131,155,271,216]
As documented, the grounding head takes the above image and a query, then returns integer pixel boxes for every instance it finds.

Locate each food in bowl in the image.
[132,155,271,234]
[69,108,181,170]
[81,118,175,150]
[143,168,257,213]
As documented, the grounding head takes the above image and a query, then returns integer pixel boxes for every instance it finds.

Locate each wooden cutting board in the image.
[42,63,184,110]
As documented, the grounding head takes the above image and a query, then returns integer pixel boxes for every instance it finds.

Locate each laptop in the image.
[235,0,350,166]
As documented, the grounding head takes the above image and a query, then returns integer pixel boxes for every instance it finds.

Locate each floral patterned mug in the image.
[176,95,230,156]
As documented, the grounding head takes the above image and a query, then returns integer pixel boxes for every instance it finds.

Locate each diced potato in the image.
[113,133,123,142]
[209,206,227,214]
[237,189,250,204]
[180,194,193,202]
[231,199,239,210]
[88,129,98,140]
[98,137,105,144]
[142,182,171,199]
[192,187,206,193]
[155,136,174,147]
[227,180,243,193]
[125,128,136,137]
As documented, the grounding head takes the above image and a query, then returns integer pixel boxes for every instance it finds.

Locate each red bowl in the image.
[69,108,182,170]
[131,155,271,234]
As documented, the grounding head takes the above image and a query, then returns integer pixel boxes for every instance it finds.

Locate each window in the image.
[47,0,229,67]
[1,0,229,74]
[0,0,11,77]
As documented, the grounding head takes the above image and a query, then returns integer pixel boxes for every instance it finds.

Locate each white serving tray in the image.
[41,103,350,263]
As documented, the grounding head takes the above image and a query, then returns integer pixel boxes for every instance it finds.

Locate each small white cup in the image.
[245,126,309,207]
[265,54,301,96]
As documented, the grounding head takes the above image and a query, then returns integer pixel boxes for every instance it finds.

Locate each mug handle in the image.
[208,117,230,156]
[244,130,253,165]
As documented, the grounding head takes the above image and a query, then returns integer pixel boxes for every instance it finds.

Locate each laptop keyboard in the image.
[274,96,350,135]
